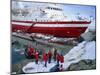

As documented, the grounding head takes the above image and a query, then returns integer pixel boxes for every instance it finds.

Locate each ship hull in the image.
[12,20,90,38]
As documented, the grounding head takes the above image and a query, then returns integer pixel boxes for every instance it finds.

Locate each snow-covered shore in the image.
[22,41,96,73]
[22,61,57,73]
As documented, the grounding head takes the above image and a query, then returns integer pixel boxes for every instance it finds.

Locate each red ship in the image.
[12,2,91,38]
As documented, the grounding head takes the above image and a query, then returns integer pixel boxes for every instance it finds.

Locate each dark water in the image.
[12,48,26,64]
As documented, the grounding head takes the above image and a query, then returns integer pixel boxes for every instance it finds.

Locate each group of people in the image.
[26,46,64,71]
[27,45,39,64]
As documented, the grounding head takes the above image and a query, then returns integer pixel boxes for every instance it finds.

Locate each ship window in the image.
[52,7,62,11]
[46,7,62,11]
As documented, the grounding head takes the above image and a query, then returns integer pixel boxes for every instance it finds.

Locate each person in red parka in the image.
[56,53,60,66]
[43,53,48,67]
[35,50,39,64]
[27,45,35,57]
[43,50,46,61]
[59,54,64,64]
[30,47,35,56]
[48,50,52,63]
[60,54,64,63]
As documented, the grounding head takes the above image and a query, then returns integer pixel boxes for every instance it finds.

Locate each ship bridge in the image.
[40,4,66,21]
[46,5,62,11]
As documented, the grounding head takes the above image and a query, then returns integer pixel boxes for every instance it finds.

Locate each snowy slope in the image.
[63,41,96,69]
[82,41,95,59]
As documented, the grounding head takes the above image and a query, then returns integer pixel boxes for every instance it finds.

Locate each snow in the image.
[22,41,96,73]
[63,41,96,69]
[22,61,56,73]
[64,41,86,60]
[82,41,96,59]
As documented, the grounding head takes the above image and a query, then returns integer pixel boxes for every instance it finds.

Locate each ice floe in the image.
[22,41,96,73]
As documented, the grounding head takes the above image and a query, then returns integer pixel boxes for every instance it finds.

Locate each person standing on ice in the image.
[56,53,60,66]
[48,50,52,63]
[60,54,64,64]
[43,53,48,67]
[59,54,64,71]
[35,50,39,64]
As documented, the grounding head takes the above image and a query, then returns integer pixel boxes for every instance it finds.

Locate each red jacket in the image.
[28,47,35,56]
[43,54,48,62]
[35,51,39,60]
[60,55,64,63]
[30,47,35,53]
[30,47,35,55]
[56,54,64,63]
[48,51,52,57]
